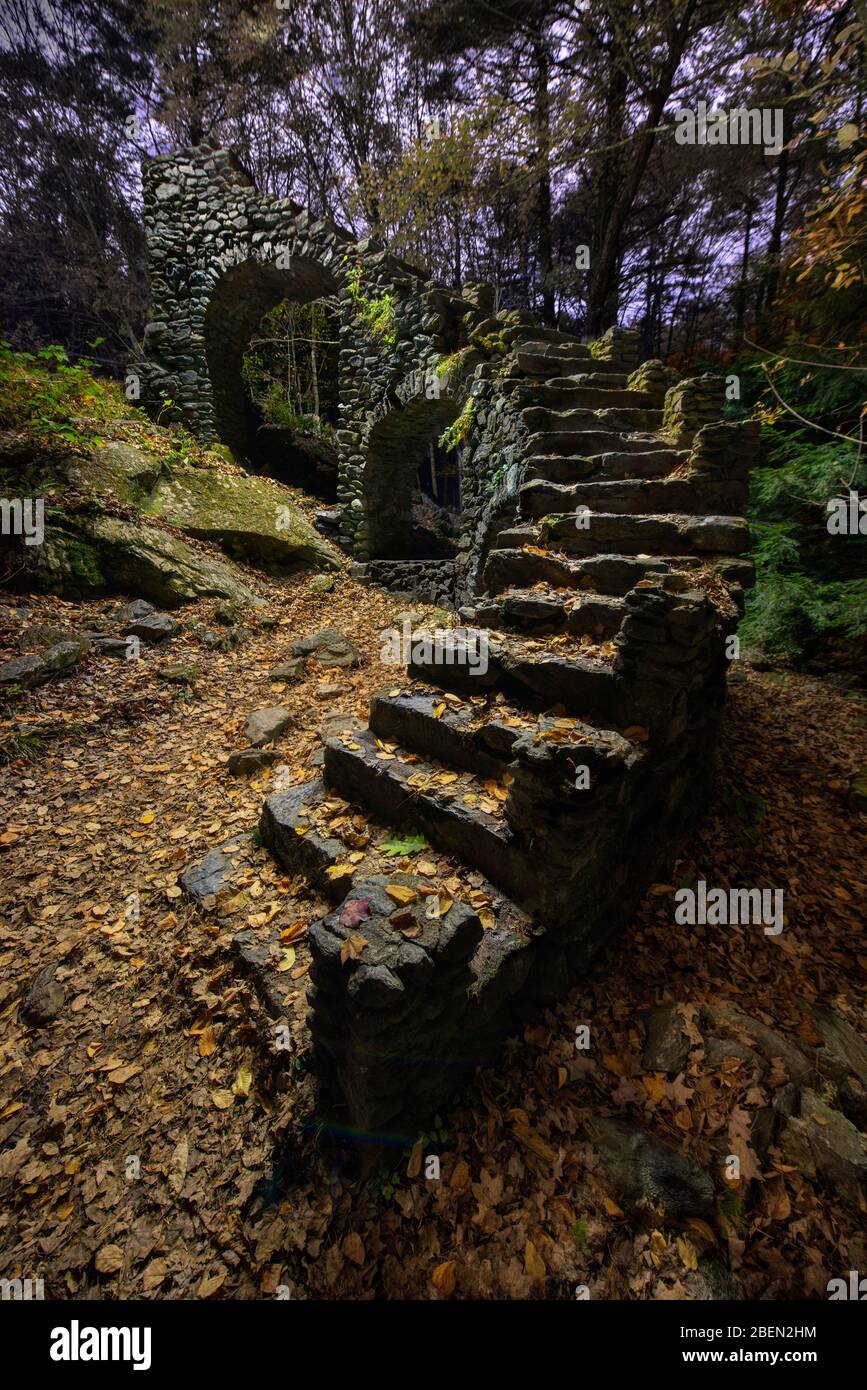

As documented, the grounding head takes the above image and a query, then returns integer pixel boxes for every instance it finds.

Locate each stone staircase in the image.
[253,326,759,1141]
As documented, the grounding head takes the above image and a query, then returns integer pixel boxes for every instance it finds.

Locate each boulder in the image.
[812,1007,867,1127]
[143,466,339,573]
[28,513,257,607]
[245,707,294,747]
[68,441,166,505]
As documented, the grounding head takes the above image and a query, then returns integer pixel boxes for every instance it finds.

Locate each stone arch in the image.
[364,391,462,560]
[203,255,339,464]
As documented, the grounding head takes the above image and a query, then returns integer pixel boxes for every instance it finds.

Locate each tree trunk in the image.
[586,0,700,336]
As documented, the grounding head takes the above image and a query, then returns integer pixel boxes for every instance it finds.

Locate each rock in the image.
[18,624,79,652]
[777,1089,867,1208]
[125,612,176,644]
[21,964,65,1025]
[68,442,165,505]
[290,627,361,668]
[245,706,294,747]
[269,658,305,684]
[701,1004,811,1085]
[315,683,345,699]
[157,663,200,685]
[589,1116,714,1216]
[116,599,155,624]
[703,1035,761,1071]
[228,748,279,777]
[314,509,342,534]
[642,1003,691,1073]
[660,1255,743,1301]
[143,465,339,572]
[309,574,335,594]
[94,637,134,658]
[812,1007,867,1127]
[27,513,257,607]
[0,639,84,689]
[180,837,248,903]
[319,713,363,740]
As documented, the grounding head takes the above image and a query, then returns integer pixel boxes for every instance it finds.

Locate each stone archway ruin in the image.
[203,255,339,464]
[134,143,474,566]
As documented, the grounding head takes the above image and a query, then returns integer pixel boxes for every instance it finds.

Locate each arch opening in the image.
[203,256,339,479]
[365,394,463,560]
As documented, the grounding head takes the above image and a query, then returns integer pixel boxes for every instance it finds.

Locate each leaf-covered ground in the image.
[0,564,865,1301]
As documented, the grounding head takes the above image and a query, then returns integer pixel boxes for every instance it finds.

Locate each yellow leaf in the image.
[431,1260,457,1296]
[139,810,156,825]
[433,702,446,718]
[385,884,419,905]
[326,863,354,880]
[340,933,368,964]
[198,1026,218,1058]
[676,1236,699,1271]
[524,1239,547,1279]
[211,1088,235,1110]
[276,947,296,972]
[233,1065,253,1097]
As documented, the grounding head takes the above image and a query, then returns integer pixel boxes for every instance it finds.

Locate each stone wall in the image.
[135,144,484,567]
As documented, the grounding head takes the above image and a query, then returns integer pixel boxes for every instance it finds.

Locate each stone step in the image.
[539,511,751,559]
[519,476,748,520]
[524,449,683,485]
[523,387,651,416]
[367,688,518,776]
[323,729,535,904]
[522,404,662,434]
[495,524,542,548]
[474,588,626,638]
[483,547,679,598]
[403,628,629,725]
[526,429,663,457]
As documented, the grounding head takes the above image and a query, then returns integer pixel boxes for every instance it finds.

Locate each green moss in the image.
[66,538,104,589]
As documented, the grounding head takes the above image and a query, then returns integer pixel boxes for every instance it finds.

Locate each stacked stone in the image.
[366,558,455,605]
[590,325,641,372]
[662,374,725,446]
[613,580,731,742]
[688,419,761,480]
[307,876,485,1134]
[626,358,679,407]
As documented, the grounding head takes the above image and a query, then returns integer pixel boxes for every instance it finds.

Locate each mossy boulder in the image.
[143,466,339,572]
[67,441,166,505]
[26,513,256,607]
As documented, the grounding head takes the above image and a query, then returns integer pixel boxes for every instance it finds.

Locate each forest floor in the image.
[0,560,865,1302]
